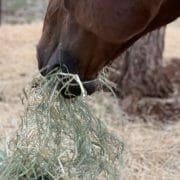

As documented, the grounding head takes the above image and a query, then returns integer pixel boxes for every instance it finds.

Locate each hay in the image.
[0,70,124,180]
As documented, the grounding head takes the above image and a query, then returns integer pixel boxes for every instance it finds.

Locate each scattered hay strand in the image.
[0,69,124,180]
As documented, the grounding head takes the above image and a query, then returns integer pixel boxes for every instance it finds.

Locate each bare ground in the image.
[0,20,180,179]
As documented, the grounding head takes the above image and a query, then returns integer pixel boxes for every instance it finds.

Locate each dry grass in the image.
[164,20,180,61]
[0,22,180,180]
[0,71,124,179]
[88,92,180,180]
[0,24,40,143]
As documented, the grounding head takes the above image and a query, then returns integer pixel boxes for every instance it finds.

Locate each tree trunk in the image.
[109,27,173,99]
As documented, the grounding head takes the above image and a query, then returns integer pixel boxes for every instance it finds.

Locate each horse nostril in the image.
[60,49,79,74]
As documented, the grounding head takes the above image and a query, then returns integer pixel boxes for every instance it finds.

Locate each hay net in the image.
[0,69,124,180]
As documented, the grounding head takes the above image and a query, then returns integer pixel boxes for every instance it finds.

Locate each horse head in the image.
[37,0,180,97]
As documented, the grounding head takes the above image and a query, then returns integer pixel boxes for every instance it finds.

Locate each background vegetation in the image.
[2,0,48,23]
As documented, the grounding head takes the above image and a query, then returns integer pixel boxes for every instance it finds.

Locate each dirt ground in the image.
[0,20,180,179]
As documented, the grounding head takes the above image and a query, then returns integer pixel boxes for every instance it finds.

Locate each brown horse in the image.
[37,0,180,97]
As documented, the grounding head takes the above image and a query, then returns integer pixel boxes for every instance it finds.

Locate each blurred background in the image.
[0,1,180,179]
[1,0,48,24]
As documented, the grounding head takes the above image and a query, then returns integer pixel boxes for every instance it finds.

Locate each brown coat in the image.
[37,0,180,96]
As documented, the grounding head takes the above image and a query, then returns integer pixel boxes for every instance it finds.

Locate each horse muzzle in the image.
[59,78,99,98]
[37,46,99,98]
